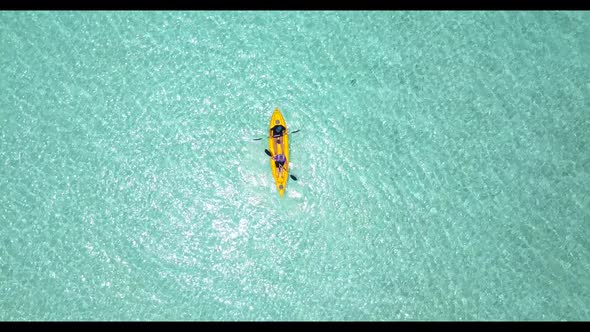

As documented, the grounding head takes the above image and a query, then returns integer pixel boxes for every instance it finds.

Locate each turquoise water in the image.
[1,11,589,321]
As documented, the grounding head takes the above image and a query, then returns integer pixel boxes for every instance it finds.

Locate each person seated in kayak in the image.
[270,124,287,155]
[271,124,286,138]
[272,153,288,178]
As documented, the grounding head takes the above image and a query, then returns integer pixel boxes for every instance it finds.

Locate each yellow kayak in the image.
[268,108,290,197]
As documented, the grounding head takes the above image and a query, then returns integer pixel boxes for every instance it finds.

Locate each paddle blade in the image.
[264,149,273,157]
[290,129,300,134]
[252,138,263,141]
[290,175,298,181]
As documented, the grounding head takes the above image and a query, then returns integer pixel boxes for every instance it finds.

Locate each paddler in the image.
[270,123,287,155]
[272,153,288,179]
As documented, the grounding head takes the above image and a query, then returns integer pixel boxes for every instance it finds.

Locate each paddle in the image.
[253,129,300,141]
[265,149,298,181]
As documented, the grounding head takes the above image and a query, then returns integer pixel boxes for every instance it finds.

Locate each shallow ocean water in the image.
[1,11,589,320]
